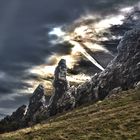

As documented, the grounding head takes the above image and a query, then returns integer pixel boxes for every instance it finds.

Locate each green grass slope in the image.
[0,89,140,140]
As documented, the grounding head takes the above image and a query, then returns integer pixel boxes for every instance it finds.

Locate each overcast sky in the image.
[0,0,139,118]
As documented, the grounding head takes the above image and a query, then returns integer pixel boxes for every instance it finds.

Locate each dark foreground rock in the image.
[0,105,27,133]
[0,28,140,133]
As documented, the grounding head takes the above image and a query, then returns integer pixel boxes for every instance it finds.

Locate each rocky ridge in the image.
[0,28,140,133]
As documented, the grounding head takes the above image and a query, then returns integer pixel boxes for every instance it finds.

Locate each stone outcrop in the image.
[47,59,71,116]
[10,105,27,121]
[74,28,140,105]
[0,28,140,133]
[0,105,27,132]
[0,85,47,132]
[25,84,46,122]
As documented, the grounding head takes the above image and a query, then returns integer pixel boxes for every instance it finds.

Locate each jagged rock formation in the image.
[0,85,47,132]
[0,28,140,133]
[0,105,26,132]
[47,59,73,116]
[25,84,46,122]
[10,105,27,121]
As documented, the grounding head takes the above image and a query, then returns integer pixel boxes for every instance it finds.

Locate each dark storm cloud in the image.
[71,57,101,76]
[0,77,32,94]
[0,0,139,116]
[0,0,139,78]
[0,94,29,109]
[50,42,73,55]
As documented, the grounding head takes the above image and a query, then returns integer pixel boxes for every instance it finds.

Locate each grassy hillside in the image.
[0,88,140,140]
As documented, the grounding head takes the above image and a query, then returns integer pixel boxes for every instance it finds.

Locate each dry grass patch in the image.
[0,89,140,140]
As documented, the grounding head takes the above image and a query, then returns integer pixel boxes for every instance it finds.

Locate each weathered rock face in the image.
[53,59,69,96]
[75,28,140,104]
[47,59,72,116]
[8,105,26,122]
[97,28,140,98]
[25,84,46,121]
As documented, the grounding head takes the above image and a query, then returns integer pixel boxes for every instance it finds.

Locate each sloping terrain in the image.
[0,88,140,140]
[0,28,140,133]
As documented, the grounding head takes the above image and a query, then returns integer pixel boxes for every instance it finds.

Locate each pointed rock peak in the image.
[29,84,46,105]
[53,59,69,92]
[26,84,46,120]
[47,59,70,116]
[32,84,45,97]
[13,105,27,115]
[58,59,67,67]
[11,105,27,121]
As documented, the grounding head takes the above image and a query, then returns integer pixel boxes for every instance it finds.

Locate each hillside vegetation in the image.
[0,88,140,140]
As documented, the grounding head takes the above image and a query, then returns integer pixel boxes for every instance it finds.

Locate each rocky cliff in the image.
[0,28,140,133]
[74,28,140,105]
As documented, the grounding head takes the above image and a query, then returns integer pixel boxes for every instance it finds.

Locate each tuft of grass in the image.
[0,88,140,140]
